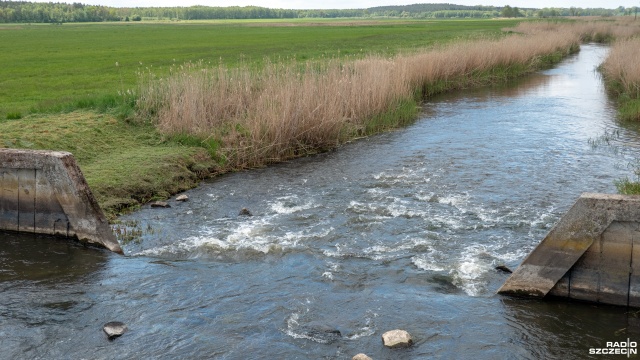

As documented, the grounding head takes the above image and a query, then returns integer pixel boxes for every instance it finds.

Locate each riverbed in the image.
[2,44,640,359]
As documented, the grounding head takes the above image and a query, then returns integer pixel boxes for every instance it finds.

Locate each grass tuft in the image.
[6,112,22,120]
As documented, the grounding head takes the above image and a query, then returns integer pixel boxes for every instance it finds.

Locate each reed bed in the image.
[136,19,639,170]
[601,37,640,122]
[509,18,640,42]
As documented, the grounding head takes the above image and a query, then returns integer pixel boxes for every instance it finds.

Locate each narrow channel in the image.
[2,44,640,359]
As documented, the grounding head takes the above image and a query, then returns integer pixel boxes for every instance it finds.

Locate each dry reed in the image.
[509,18,640,41]
[601,36,640,121]
[601,37,640,98]
[136,19,640,170]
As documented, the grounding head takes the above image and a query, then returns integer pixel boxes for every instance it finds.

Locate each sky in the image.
[25,0,640,9]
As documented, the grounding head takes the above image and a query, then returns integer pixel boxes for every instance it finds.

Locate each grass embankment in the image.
[0,112,216,215]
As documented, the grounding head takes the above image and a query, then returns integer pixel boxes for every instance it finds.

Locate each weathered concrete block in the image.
[0,149,122,253]
[499,193,640,307]
[0,168,19,232]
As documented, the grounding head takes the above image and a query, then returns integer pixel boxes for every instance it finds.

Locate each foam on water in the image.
[451,245,494,296]
[410,236,536,296]
[411,248,448,272]
[270,195,319,214]
[134,203,334,258]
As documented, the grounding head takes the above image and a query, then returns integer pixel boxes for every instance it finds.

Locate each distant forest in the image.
[0,1,635,23]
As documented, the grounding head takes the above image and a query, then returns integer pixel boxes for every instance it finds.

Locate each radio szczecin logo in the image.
[589,339,637,357]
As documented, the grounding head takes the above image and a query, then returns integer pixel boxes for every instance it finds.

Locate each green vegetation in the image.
[0,111,216,219]
[0,18,523,217]
[0,19,521,119]
[5,112,21,120]
[2,18,638,218]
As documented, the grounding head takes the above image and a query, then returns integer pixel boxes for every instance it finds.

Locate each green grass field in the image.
[0,18,521,118]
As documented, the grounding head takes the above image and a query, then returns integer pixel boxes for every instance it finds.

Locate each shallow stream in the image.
[3,44,640,359]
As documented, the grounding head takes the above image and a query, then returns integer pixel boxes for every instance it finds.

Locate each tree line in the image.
[0,1,634,23]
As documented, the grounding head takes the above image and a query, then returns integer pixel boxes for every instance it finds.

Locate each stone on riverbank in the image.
[103,321,127,340]
[382,329,413,348]
[151,201,170,208]
[176,194,189,202]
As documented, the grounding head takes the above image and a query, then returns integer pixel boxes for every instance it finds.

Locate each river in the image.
[3,44,640,359]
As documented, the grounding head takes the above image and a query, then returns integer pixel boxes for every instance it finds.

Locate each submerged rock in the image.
[103,321,127,340]
[382,329,413,349]
[238,208,253,216]
[176,194,189,202]
[294,321,342,344]
[150,201,170,208]
[495,265,513,274]
[300,322,342,343]
[352,354,373,360]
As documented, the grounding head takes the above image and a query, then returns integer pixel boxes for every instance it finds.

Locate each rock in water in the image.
[103,321,127,340]
[382,329,413,348]
[238,208,253,216]
[352,354,373,360]
[176,194,189,202]
[301,322,342,344]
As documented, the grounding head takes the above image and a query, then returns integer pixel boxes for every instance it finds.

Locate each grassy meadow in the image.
[0,18,520,118]
[2,17,639,218]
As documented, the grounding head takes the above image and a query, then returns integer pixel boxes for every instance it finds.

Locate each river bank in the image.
[126,18,640,218]
[601,36,640,123]
[2,18,640,220]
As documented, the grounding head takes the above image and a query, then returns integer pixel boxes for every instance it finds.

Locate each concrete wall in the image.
[0,149,122,254]
[498,193,640,307]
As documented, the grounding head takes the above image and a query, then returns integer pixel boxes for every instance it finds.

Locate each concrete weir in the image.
[498,193,640,307]
[0,149,122,254]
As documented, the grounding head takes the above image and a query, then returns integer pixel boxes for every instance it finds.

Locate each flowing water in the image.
[3,44,640,359]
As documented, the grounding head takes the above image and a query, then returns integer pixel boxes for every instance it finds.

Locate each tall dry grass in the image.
[136,19,640,170]
[509,18,640,41]
[601,37,640,98]
[601,36,640,122]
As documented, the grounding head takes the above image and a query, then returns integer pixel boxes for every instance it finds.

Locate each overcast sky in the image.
[24,1,640,9]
